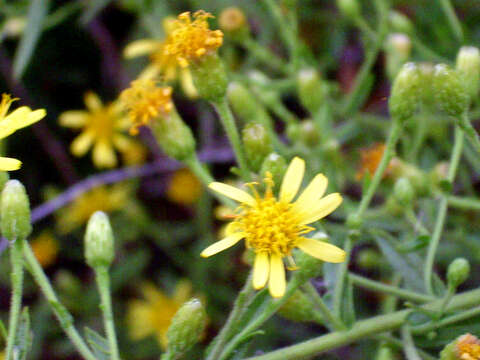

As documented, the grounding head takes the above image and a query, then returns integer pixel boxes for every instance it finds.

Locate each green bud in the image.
[433,64,469,117]
[447,258,470,289]
[191,53,228,102]
[346,213,363,230]
[294,232,328,282]
[337,0,361,20]
[393,177,415,206]
[84,211,115,268]
[357,249,383,270]
[385,33,412,80]
[286,123,300,142]
[418,62,436,109]
[166,298,207,356]
[389,11,414,35]
[260,153,287,191]
[297,68,325,113]
[151,110,196,161]
[389,62,421,121]
[243,123,273,172]
[376,344,396,360]
[456,46,480,100]
[1,180,31,241]
[278,289,323,323]
[299,120,320,147]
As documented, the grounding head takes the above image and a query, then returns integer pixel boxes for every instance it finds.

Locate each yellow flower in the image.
[356,143,393,180]
[31,231,59,268]
[0,94,45,170]
[56,184,128,234]
[456,334,480,360]
[59,92,136,168]
[166,168,202,205]
[219,7,247,33]
[126,280,193,349]
[201,157,345,298]
[119,79,173,135]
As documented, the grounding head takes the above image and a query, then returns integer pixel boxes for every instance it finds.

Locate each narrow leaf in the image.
[85,327,110,360]
[14,307,33,360]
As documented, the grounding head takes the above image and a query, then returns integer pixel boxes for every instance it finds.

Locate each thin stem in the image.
[333,237,353,318]
[243,37,289,75]
[401,326,422,360]
[408,113,428,163]
[302,282,346,331]
[22,243,96,360]
[411,306,480,334]
[375,335,437,360]
[212,98,251,181]
[5,239,24,360]
[458,112,480,156]
[438,0,463,43]
[95,266,120,360]
[447,195,480,210]
[424,126,464,295]
[412,37,451,63]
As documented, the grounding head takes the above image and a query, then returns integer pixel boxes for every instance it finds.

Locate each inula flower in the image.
[120,79,173,134]
[0,94,45,170]
[201,157,345,298]
[59,92,136,168]
[126,280,193,349]
[31,232,59,268]
[166,168,202,205]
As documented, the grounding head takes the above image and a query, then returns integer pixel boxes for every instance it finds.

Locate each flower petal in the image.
[293,173,328,210]
[297,238,346,263]
[299,193,342,225]
[70,132,94,156]
[84,92,102,111]
[208,182,255,206]
[269,255,286,298]
[280,157,305,203]
[92,141,117,168]
[253,252,269,290]
[0,157,21,171]
[200,232,245,257]
[59,111,88,128]
[123,39,160,59]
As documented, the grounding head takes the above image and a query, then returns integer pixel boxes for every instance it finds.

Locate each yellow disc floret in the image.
[457,334,480,360]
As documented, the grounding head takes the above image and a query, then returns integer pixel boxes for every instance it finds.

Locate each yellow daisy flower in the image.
[0,94,45,170]
[166,168,202,205]
[31,231,59,268]
[201,157,346,298]
[59,92,136,168]
[126,280,193,349]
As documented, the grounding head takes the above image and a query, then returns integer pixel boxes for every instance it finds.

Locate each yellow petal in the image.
[200,232,245,257]
[123,39,160,58]
[269,255,286,298]
[3,107,45,130]
[92,141,117,168]
[253,252,269,290]
[14,108,45,129]
[70,132,94,156]
[126,300,156,340]
[112,134,135,152]
[279,157,305,203]
[293,173,328,210]
[297,238,346,263]
[299,193,343,225]
[84,92,102,111]
[59,111,88,128]
[0,157,21,171]
[208,182,256,206]
[138,64,161,80]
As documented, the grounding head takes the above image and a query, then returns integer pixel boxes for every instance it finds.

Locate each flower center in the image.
[458,344,480,360]
[86,108,115,140]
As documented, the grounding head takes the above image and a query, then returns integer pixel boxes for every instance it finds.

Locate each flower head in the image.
[120,79,173,135]
[126,280,193,349]
[201,157,345,298]
[166,168,202,205]
[31,232,59,268]
[456,334,480,360]
[0,94,45,170]
[59,92,138,168]
[356,143,393,180]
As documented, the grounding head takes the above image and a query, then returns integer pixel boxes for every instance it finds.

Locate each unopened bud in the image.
[219,7,248,40]
[433,64,469,117]
[84,211,115,268]
[389,63,421,121]
[456,46,480,100]
[191,53,228,102]
[385,33,412,80]
[357,249,383,270]
[278,289,323,323]
[243,123,272,172]
[297,68,326,113]
[299,120,320,147]
[1,180,31,241]
[260,153,287,191]
[393,177,415,206]
[376,344,396,360]
[447,258,470,290]
[418,62,436,109]
[337,0,361,20]
[166,298,207,357]
[389,11,414,35]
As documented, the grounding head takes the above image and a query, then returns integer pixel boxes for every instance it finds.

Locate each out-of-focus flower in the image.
[2,17,26,38]
[59,92,136,168]
[120,140,148,166]
[126,280,193,349]
[441,333,480,360]
[31,231,59,268]
[201,157,345,298]
[56,184,129,234]
[0,94,45,170]
[356,143,393,180]
[219,7,247,33]
[166,168,202,205]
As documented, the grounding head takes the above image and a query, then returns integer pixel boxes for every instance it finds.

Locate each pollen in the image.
[120,79,173,135]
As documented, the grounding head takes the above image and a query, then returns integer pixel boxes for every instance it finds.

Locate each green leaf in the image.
[80,0,113,24]
[14,307,33,360]
[341,278,356,327]
[85,327,110,360]
[13,0,50,79]
[396,235,430,253]
[0,318,7,341]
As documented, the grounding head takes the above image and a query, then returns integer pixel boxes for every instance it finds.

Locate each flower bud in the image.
[151,110,196,161]
[1,180,31,241]
[389,11,414,35]
[376,344,396,360]
[418,62,436,109]
[447,258,470,290]
[433,64,469,117]
[243,123,273,172]
[278,289,323,323]
[440,333,480,360]
[84,211,115,269]
[294,232,329,282]
[260,153,287,192]
[385,33,412,80]
[191,53,228,102]
[299,120,321,147]
[286,123,300,142]
[456,46,480,100]
[357,249,383,270]
[393,177,415,206]
[336,0,361,20]
[166,298,207,357]
[297,68,326,114]
[219,7,249,40]
[389,62,421,121]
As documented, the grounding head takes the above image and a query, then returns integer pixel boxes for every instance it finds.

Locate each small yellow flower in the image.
[31,231,59,268]
[166,168,202,205]
[56,184,128,234]
[219,7,247,33]
[201,157,345,298]
[59,92,135,168]
[126,280,193,349]
[0,94,45,170]
[119,79,173,135]
[456,334,480,360]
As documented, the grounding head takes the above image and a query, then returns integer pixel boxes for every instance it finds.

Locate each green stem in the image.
[424,126,464,295]
[438,286,455,318]
[412,37,450,63]
[23,243,97,360]
[5,239,24,360]
[408,113,428,163]
[245,288,480,360]
[94,266,120,360]
[405,209,429,235]
[212,98,251,181]
[333,237,353,318]
[375,335,437,360]
[438,0,463,42]
[447,195,480,210]
[458,112,480,156]
[401,326,422,360]
[411,305,480,334]
[349,273,434,303]
[243,37,289,74]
